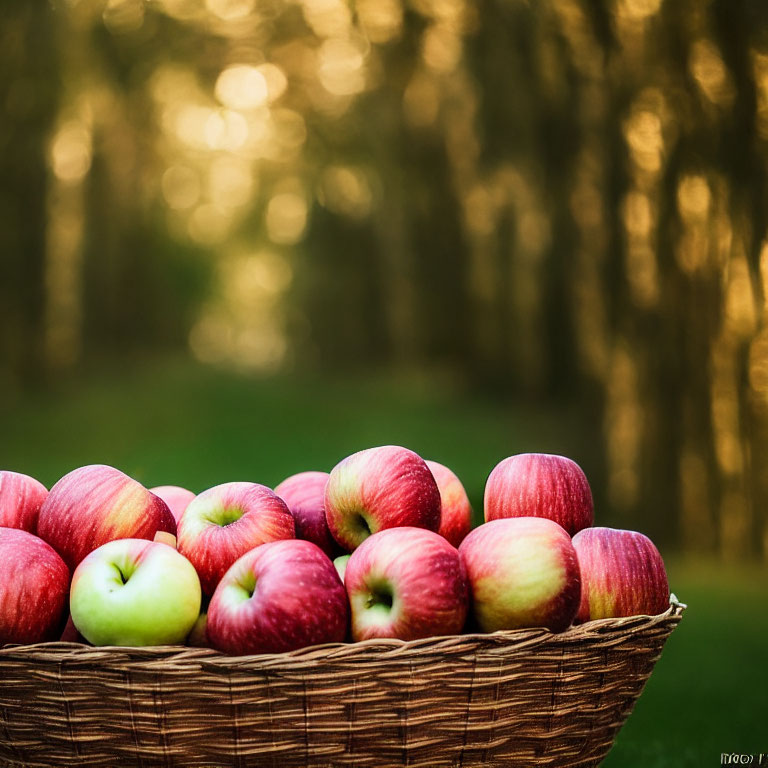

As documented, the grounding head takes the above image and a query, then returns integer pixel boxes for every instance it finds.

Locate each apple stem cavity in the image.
[354,513,373,538]
[365,584,393,612]
[233,571,258,602]
[206,506,245,527]
[112,561,135,586]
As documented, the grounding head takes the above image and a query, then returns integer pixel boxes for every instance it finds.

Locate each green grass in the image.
[0,357,590,523]
[602,558,768,767]
[1,358,765,766]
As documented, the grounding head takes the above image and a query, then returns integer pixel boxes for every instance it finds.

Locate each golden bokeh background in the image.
[3,0,768,564]
[2,3,768,761]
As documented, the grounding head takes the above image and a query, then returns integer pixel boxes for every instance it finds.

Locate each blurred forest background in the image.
[3,0,768,564]
[2,2,768,763]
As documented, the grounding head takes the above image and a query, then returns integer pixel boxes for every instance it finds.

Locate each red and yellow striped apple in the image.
[207,539,348,654]
[325,445,441,552]
[572,527,669,621]
[426,460,472,547]
[150,485,196,525]
[484,453,593,535]
[344,527,469,642]
[36,465,176,571]
[177,482,295,596]
[0,527,70,645]
[459,517,581,633]
[0,470,48,534]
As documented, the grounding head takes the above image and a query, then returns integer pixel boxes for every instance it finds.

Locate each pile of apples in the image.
[0,446,670,655]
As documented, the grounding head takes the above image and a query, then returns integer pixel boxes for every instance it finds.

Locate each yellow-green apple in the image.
[274,471,342,558]
[333,554,350,581]
[207,539,348,654]
[459,517,581,633]
[36,465,176,571]
[344,527,468,642]
[484,453,593,535]
[325,445,441,552]
[0,527,70,645]
[426,460,472,547]
[150,485,196,525]
[69,538,201,646]
[177,482,295,596]
[572,527,669,621]
[0,470,48,534]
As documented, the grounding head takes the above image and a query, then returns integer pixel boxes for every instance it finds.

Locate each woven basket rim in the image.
[0,599,685,664]
[0,601,684,768]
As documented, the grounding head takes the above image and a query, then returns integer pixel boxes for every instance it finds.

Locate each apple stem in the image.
[114,565,129,585]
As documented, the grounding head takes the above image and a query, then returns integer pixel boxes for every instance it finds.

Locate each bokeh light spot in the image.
[50,121,92,184]
[266,192,308,245]
[215,65,269,111]
[318,38,367,96]
[162,165,201,210]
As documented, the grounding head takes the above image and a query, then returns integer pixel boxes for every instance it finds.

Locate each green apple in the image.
[70,538,201,646]
[333,554,350,581]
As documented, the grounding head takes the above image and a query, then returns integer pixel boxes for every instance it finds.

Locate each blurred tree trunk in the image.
[0,4,58,388]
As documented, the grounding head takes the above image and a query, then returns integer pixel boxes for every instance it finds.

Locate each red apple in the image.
[207,539,348,654]
[274,471,341,558]
[484,453,593,535]
[426,460,472,547]
[0,470,48,534]
[36,465,176,571]
[344,527,468,642]
[177,482,295,596]
[59,614,88,643]
[572,527,669,621]
[325,445,441,552]
[459,517,581,633]
[186,611,209,647]
[150,485,196,525]
[0,527,70,645]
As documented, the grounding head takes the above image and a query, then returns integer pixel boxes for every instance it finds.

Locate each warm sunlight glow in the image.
[50,121,92,183]
[188,204,232,244]
[300,0,352,38]
[103,0,145,33]
[624,107,664,174]
[677,175,711,223]
[266,191,308,244]
[205,0,255,21]
[690,39,734,108]
[215,65,269,111]
[318,38,367,96]
[319,166,373,219]
[258,64,288,103]
[422,23,462,73]
[204,109,249,151]
[208,157,254,209]
[616,0,661,22]
[357,0,403,43]
[162,165,201,210]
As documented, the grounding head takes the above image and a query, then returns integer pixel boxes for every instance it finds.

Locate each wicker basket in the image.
[0,601,684,768]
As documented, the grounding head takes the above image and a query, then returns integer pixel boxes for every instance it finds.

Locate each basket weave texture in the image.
[0,602,683,768]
